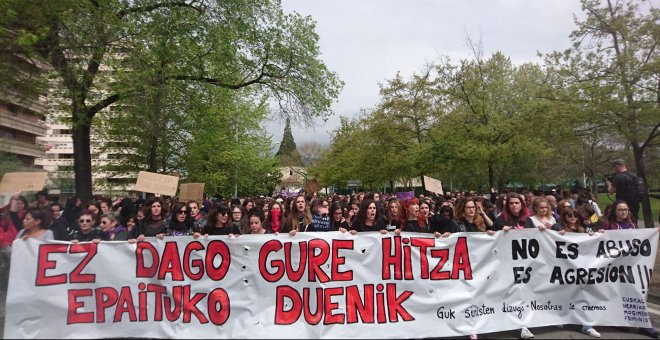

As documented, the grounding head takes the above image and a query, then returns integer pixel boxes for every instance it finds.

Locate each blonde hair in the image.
[532,197,552,219]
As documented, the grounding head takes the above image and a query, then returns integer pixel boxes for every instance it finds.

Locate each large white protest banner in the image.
[5,229,658,338]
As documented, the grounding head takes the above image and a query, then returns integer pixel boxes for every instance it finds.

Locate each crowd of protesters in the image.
[0,179,657,339]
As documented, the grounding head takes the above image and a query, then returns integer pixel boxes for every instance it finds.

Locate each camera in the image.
[603,174,615,182]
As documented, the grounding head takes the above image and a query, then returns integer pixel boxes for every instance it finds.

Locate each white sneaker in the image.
[520,327,534,339]
[469,335,478,340]
[582,327,601,338]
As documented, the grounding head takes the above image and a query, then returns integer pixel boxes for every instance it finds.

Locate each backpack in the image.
[620,172,645,203]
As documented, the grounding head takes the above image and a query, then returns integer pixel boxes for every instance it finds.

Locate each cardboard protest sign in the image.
[303,178,322,194]
[179,183,205,203]
[134,171,179,196]
[423,175,444,195]
[0,172,48,193]
[6,229,658,338]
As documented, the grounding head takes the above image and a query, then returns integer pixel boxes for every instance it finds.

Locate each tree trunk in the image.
[73,119,93,202]
[487,161,495,190]
[632,144,654,228]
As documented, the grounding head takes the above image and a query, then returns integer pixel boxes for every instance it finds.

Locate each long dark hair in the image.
[500,192,529,226]
[205,203,231,229]
[606,200,634,224]
[143,196,165,221]
[169,202,192,231]
[25,207,52,230]
[352,199,382,228]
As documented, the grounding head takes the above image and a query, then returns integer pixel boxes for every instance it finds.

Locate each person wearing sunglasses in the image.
[201,203,239,236]
[166,202,194,237]
[99,211,129,241]
[70,209,103,243]
[555,207,600,337]
[557,207,586,234]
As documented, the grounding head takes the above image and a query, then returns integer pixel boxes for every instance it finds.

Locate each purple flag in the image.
[395,191,415,202]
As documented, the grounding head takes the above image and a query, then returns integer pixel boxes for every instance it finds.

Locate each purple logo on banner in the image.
[395,191,415,202]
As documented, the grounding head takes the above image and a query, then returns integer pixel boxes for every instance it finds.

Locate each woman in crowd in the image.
[525,196,559,230]
[166,202,194,236]
[231,205,245,233]
[402,197,423,232]
[430,205,455,236]
[262,202,271,220]
[492,192,530,231]
[130,196,168,239]
[264,200,284,233]
[16,207,53,241]
[305,199,332,232]
[574,192,599,232]
[1,193,28,254]
[493,192,533,340]
[282,195,312,234]
[242,198,255,213]
[246,208,267,234]
[347,200,360,226]
[453,197,494,235]
[330,202,350,231]
[597,200,658,337]
[70,209,104,242]
[203,203,239,235]
[125,214,138,234]
[62,196,83,227]
[349,199,386,233]
[84,200,102,227]
[557,207,585,234]
[600,200,636,230]
[385,199,403,231]
[99,211,129,241]
[418,200,432,230]
[98,198,113,215]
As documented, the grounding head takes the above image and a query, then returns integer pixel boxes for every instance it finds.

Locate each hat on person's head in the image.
[611,159,625,167]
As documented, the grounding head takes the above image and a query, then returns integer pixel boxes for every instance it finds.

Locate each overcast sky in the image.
[267,0,587,149]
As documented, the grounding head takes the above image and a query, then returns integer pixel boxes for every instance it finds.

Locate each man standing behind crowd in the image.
[607,159,641,221]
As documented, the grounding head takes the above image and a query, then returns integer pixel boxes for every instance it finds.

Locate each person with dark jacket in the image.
[166,202,194,236]
[49,202,71,241]
[202,204,239,235]
[130,196,167,239]
[349,199,386,233]
[99,211,129,241]
[70,209,104,242]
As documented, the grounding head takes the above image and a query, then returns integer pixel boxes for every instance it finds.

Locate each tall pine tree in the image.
[276,118,303,166]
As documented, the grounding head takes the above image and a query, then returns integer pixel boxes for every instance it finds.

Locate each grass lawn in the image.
[597,192,660,226]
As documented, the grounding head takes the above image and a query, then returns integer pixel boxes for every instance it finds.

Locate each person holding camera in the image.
[606,159,641,222]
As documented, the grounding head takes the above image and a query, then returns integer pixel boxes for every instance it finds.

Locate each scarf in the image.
[270,209,281,232]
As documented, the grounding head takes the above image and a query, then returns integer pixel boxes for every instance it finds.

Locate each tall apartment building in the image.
[0,94,47,166]
[0,92,47,205]
[35,107,137,197]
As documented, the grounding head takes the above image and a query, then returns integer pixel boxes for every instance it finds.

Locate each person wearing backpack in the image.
[607,159,642,222]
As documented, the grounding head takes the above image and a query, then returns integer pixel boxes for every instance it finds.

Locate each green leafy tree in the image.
[0,0,342,201]
[433,49,553,189]
[544,0,659,226]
